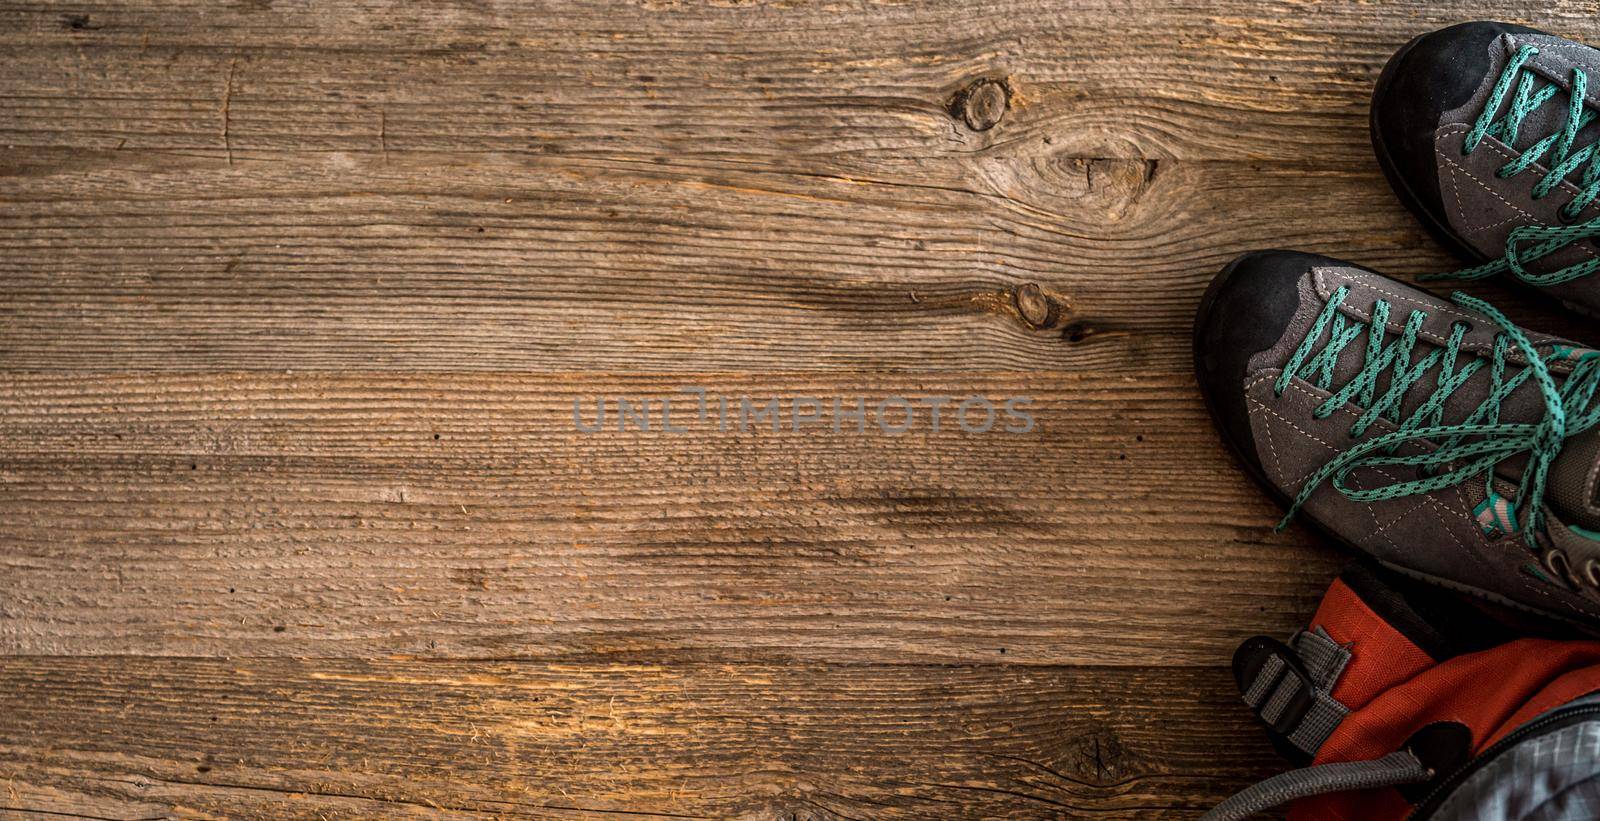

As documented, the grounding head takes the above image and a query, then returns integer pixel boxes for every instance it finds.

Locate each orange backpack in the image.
[1210,562,1600,820]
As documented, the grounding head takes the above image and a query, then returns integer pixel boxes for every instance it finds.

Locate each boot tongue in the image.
[1548,427,1600,532]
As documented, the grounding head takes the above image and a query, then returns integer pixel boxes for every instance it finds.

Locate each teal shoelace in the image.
[1275,286,1600,547]
[1430,44,1600,287]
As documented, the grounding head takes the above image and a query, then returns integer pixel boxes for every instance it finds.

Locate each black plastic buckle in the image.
[1233,634,1318,764]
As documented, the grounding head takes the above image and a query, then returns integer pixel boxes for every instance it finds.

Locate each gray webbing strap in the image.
[1200,749,1431,821]
[1240,627,1352,756]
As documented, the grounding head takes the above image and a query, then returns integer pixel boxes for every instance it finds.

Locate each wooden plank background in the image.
[3,1,1598,817]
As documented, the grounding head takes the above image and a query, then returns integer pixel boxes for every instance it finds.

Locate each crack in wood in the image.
[220,57,237,166]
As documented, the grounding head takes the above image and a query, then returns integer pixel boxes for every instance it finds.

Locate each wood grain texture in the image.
[1,1,1594,373]
[0,151,1448,373]
[7,0,1600,817]
[0,0,1578,162]
[0,658,1280,819]
[0,371,1339,662]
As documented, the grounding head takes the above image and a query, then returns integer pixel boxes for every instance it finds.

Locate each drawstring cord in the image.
[1200,749,1432,821]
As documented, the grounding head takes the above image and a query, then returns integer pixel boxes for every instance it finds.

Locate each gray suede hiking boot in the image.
[1195,250,1600,626]
[1372,22,1600,318]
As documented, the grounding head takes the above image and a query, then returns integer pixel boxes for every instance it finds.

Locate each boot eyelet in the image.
[1546,548,1575,586]
[1584,558,1600,588]
[1558,206,1581,225]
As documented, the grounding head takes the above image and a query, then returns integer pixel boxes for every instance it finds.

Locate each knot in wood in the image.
[1013,282,1062,329]
[955,78,1009,132]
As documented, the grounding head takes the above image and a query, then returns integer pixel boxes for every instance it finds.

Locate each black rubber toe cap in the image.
[1372,21,1544,230]
[1193,250,1339,475]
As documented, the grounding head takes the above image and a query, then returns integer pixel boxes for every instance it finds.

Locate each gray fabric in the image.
[1286,629,1351,754]
[1242,653,1286,707]
[1200,750,1429,821]
[1239,265,1600,623]
[1287,696,1348,759]
[1294,628,1350,685]
[1427,694,1600,821]
[1432,31,1600,315]
[1255,663,1302,726]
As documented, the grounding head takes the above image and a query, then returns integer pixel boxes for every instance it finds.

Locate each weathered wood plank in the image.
[0,657,1280,819]
[3,3,1597,372]
[0,371,1340,661]
[7,1,1592,817]
[6,148,1592,373]
[0,1,1578,163]
[0,149,1399,378]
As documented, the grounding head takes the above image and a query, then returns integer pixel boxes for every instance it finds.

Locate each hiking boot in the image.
[1372,22,1600,318]
[1194,249,1600,626]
